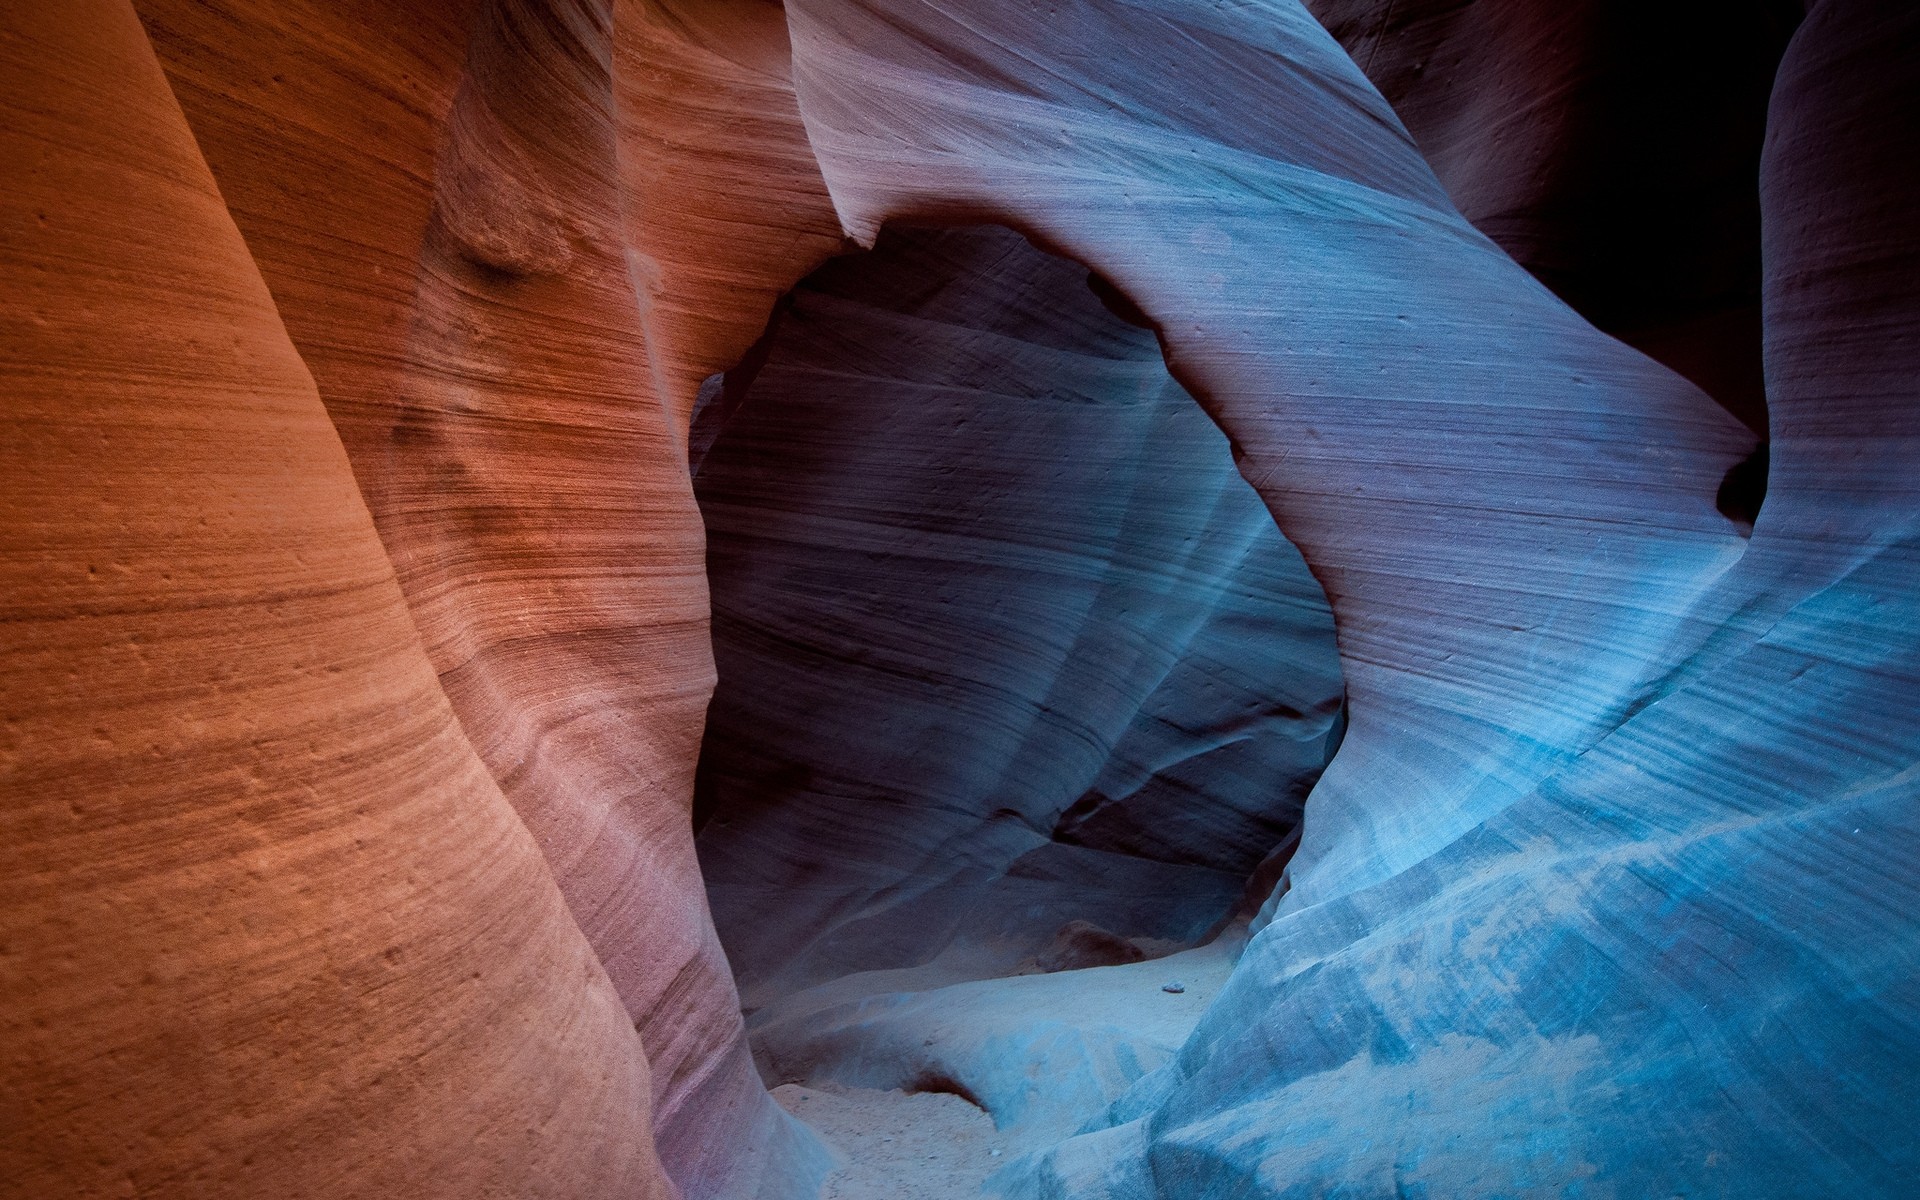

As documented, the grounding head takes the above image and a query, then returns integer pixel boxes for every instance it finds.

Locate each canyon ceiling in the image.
[2,1,1915,1198]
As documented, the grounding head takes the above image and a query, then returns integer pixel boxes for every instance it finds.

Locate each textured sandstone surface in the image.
[783,0,1755,936]
[0,3,664,1196]
[694,224,1343,1003]
[1304,0,1803,430]
[691,221,1342,1146]
[127,0,837,1193]
[615,0,847,437]
[4,0,1916,1197]
[773,0,1915,1194]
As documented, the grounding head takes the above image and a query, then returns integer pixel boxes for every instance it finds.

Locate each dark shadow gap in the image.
[686,222,1344,1123]
[1716,441,1770,532]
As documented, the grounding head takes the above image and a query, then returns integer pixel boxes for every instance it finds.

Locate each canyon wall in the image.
[10,0,840,1195]
[0,3,665,1195]
[4,0,1916,1197]
[1303,0,1804,431]
[692,220,1343,1024]
[771,0,1917,1192]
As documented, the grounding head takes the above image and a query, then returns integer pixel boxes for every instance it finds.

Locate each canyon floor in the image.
[775,1083,1002,1199]
[766,943,1234,1198]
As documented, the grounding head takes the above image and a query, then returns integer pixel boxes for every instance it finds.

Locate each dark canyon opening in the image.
[685,224,1346,1153]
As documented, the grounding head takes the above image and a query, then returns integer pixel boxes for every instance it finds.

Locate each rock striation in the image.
[0,3,663,1195]
[3,0,1916,1197]
[691,222,1343,1072]
[11,0,840,1195]
[769,0,1919,1192]
[1303,0,1803,431]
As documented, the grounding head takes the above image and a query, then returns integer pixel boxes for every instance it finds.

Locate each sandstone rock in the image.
[5,0,1915,1196]
[778,0,1917,1194]
[0,3,664,1195]
[1304,0,1804,430]
[692,224,1343,1013]
[129,1,839,1193]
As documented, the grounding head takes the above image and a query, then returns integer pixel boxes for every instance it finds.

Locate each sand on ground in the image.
[775,1081,1006,1199]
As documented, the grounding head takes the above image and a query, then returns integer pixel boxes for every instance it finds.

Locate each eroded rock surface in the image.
[690,222,1344,1142]
[694,224,1343,1006]
[3,0,1916,1197]
[774,0,1917,1193]
[0,4,664,1195]
[1304,0,1803,430]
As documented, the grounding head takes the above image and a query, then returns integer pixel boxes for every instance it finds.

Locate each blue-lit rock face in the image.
[770,0,1920,1196]
[692,224,1344,1070]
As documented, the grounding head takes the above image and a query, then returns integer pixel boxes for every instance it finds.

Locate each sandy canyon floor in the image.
[775,1083,1003,1199]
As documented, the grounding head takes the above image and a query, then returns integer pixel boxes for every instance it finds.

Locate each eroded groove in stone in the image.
[779,0,1918,1194]
[690,224,1344,1141]
[3,0,1916,1196]
[1306,0,1802,432]
[0,4,664,1195]
[121,1,848,1195]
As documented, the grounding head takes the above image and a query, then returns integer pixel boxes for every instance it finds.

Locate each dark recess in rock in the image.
[691,221,1343,1011]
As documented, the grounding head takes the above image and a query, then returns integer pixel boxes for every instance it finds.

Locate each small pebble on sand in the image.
[1163,981,1185,993]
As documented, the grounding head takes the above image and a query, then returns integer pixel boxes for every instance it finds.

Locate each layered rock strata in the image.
[125,0,840,1193]
[1304,0,1804,431]
[778,0,1916,1193]
[0,3,664,1195]
[2,0,1915,1197]
[691,223,1343,1065]
[2,0,843,1194]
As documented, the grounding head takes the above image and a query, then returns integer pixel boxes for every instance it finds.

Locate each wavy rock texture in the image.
[691,223,1343,1126]
[776,0,1918,1194]
[786,0,1754,939]
[126,0,836,1195]
[0,3,663,1196]
[615,0,847,437]
[5,0,1917,1196]
[1303,0,1804,431]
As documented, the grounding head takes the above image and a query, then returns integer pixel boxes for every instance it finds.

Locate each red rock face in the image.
[0,3,662,1196]
[13,0,837,1196]
[614,0,846,438]
[5,0,1916,1197]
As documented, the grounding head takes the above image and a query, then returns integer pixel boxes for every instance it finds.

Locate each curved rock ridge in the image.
[615,0,848,439]
[127,0,836,1194]
[692,223,1343,1019]
[1304,0,1803,431]
[772,0,1916,1195]
[5,0,1917,1196]
[0,3,664,1196]
[1065,7,1920,1193]
[785,0,1755,935]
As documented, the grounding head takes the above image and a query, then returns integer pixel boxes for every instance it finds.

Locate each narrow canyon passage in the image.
[6,2,1918,1197]
[688,224,1346,1182]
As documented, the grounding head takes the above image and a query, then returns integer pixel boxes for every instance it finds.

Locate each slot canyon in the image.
[1,1,1915,1197]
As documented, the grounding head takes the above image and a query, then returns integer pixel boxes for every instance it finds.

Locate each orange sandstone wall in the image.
[12,2,1915,1198]
[128,1,838,1193]
[613,0,845,438]
[0,2,665,1196]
